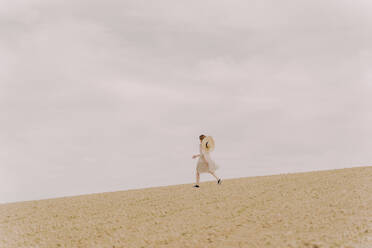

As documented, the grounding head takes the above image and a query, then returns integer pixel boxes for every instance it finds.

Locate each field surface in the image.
[1,166,372,247]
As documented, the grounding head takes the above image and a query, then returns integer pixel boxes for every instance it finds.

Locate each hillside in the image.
[1,166,372,247]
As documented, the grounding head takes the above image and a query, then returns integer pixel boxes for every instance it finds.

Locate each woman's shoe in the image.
[217,179,222,184]
[193,184,200,188]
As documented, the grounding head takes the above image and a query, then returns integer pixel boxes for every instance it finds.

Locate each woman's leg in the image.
[209,171,218,180]
[196,171,200,185]
[209,171,221,182]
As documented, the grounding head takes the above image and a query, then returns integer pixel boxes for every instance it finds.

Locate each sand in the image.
[1,166,372,248]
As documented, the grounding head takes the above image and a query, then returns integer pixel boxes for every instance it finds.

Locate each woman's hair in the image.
[199,134,206,141]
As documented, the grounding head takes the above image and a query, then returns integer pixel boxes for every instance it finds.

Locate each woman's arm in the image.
[192,154,200,159]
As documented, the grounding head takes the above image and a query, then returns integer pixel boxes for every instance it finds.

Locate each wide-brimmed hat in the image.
[201,136,215,152]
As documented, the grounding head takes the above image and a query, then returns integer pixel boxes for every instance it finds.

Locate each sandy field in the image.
[1,166,371,248]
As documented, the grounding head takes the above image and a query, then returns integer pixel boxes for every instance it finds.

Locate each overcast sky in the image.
[1,0,372,203]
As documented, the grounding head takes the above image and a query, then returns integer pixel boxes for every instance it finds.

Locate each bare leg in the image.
[209,171,219,181]
[196,171,200,185]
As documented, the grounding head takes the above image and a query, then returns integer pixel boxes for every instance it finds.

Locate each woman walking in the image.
[192,134,222,188]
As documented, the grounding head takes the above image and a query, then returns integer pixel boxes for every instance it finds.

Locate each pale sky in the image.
[1,0,372,203]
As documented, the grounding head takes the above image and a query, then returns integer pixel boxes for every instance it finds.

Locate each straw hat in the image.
[201,136,215,152]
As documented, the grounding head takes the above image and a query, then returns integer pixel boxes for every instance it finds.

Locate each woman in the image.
[192,134,221,188]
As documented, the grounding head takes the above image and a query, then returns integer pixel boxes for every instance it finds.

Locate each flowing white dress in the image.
[196,144,219,173]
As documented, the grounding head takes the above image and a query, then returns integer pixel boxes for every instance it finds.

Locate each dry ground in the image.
[1,166,372,248]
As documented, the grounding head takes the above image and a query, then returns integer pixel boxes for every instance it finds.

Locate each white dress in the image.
[196,144,219,173]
